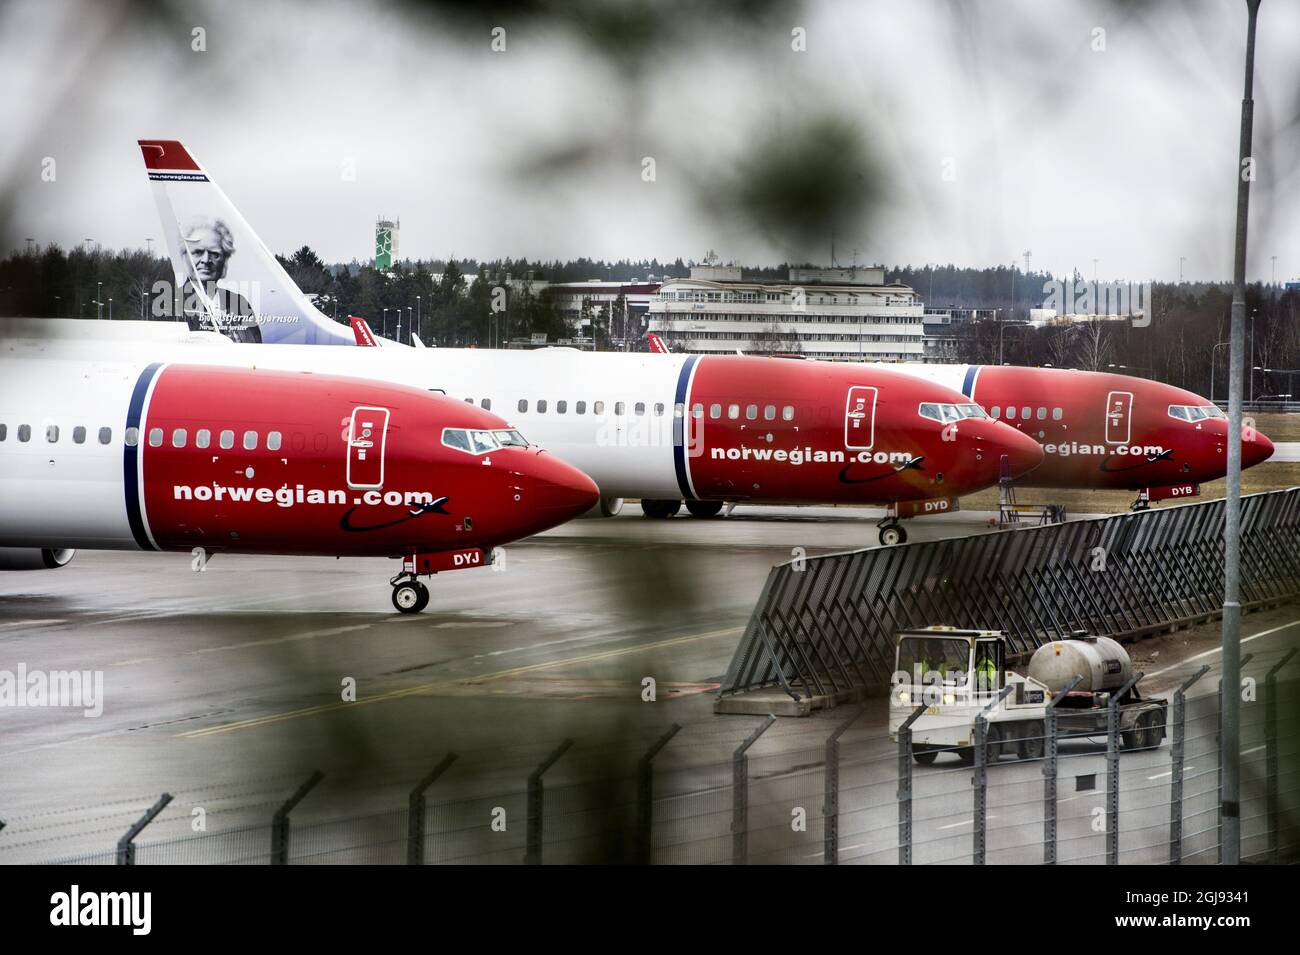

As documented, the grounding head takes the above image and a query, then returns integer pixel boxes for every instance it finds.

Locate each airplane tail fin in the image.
[138,140,354,345]
[646,332,669,354]
[349,316,378,346]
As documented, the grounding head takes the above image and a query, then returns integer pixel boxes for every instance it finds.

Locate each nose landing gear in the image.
[390,573,430,614]
[877,518,907,546]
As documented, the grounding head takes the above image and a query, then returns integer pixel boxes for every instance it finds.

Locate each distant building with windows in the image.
[549,280,663,348]
[647,265,925,361]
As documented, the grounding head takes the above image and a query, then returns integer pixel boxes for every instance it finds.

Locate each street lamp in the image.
[1210,341,1231,403]
[108,297,113,321]
[97,282,103,320]
[416,295,421,343]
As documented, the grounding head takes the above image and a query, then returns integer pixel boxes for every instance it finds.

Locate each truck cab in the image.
[889,626,1051,765]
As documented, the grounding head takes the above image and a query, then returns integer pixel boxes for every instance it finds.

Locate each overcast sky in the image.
[1,0,1296,282]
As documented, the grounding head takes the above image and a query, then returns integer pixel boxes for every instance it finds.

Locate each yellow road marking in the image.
[178,626,741,739]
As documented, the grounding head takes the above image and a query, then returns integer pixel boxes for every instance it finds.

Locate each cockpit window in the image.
[442,427,530,455]
[441,429,472,452]
[493,430,529,448]
[918,402,989,424]
[1169,404,1225,422]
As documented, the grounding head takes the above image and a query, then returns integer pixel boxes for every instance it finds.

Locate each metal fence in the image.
[719,487,1300,705]
[5,657,1297,865]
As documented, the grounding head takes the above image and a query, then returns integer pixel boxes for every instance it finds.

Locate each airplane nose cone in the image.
[995,426,1045,479]
[1244,428,1275,468]
[524,451,601,522]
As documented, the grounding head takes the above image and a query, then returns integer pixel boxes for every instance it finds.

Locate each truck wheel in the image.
[956,746,975,766]
[913,749,938,766]
[1019,721,1045,760]
[1121,726,1142,751]
[984,724,1002,761]
[1139,710,1163,750]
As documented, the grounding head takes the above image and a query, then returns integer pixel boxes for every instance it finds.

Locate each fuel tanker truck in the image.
[888,626,1167,765]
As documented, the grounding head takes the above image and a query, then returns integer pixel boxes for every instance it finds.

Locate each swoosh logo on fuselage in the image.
[338,496,451,533]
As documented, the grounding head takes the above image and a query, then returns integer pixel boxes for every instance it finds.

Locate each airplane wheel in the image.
[685,500,724,518]
[879,523,907,546]
[392,580,425,614]
[599,496,624,517]
[640,499,681,518]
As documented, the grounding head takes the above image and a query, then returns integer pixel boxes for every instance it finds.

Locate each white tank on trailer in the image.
[1028,634,1133,694]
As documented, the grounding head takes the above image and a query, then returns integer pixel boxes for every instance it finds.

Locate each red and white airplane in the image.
[0,354,599,612]
[858,363,1274,504]
[132,139,1275,521]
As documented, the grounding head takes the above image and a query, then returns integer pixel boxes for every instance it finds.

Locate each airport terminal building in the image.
[647,265,926,362]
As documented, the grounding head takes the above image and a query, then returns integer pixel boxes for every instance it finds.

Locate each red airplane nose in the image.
[1244,428,1275,468]
[523,450,601,521]
[996,426,1046,479]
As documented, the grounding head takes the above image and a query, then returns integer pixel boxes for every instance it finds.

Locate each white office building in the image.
[647,265,926,361]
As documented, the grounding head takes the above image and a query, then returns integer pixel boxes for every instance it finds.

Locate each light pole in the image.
[96,282,103,320]
[1210,341,1231,403]
[415,294,421,344]
[1221,0,1262,867]
[1179,257,1186,283]
[382,307,390,339]
[108,297,113,321]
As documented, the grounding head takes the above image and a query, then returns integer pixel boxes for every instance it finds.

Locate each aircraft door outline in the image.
[1104,391,1133,445]
[844,386,878,450]
[347,406,389,489]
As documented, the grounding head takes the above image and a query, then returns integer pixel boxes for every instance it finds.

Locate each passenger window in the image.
[1021,407,1031,420]
[576,401,587,414]
[148,428,163,447]
[746,404,758,420]
[0,424,7,441]
[990,406,1001,418]
[728,404,740,420]
[518,399,528,413]
[1005,407,1015,420]
[692,403,704,418]
[124,427,139,447]
[1052,408,1063,421]
[267,431,282,451]
[243,431,258,450]
[464,397,473,404]
[657,403,668,417]
[1036,407,1047,420]
[46,424,60,443]
[710,403,722,419]
[98,427,111,445]
[18,424,31,442]
[537,400,547,413]
[594,401,605,414]
[73,426,86,444]
[220,430,234,449]
[481,398,492,411]
[313,433,326,452]
[291,432,306,452]
[172,428,187,448]
[634,402,645,416]
[764,405,775,420]
[615,401,626,415]
[782,406,794,421]
[556,401,567,414]
[196,429,211,449]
